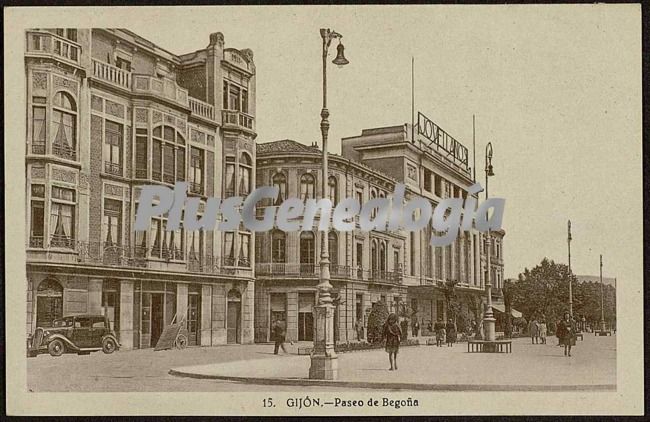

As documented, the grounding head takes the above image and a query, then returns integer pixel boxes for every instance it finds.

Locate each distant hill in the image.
[576,275,616,287]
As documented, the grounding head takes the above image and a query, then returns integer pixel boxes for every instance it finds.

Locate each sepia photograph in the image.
[4,4,644,416]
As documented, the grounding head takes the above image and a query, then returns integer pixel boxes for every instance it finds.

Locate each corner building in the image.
[25,28,257,348]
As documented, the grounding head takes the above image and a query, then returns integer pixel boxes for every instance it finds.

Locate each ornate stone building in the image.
[25,28,257,348]
[254,140,409,343]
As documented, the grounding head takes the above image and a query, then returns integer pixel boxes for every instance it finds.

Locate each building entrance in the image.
[227,289,241,344]
[187,291,201,345]
[36,279,63,328]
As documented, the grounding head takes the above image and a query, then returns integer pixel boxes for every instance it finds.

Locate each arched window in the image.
[328,231,338,267]
[328,176,338,205]
[380,241,386,272]
[300,173,315,201]
[300,232,315,265]
[239,152,252,195]
[225,156,236,196]
[272,172,287,205]
[52,92,77,160]
[271,230,286,263]
[36,278,63,327]
[371,240,377,271]
[370,189,377,219]
[152,124,186,184]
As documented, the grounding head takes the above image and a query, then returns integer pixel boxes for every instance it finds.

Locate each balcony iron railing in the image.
[104,161,122,176]
[49,234,75,249]
[31,142,46,155]
[222,110,255,132]
[189,182,203,195]
[29,236,44,248]
[52,143,76,161]
[255,263,401,284]
[26,31,81,65]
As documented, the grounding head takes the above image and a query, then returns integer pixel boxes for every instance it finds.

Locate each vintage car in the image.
[28,314,120,357]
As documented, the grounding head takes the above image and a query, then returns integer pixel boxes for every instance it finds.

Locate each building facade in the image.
[25,28,257,348]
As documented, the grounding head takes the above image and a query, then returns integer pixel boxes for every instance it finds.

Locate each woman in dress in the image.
[557,311,576,357]
[435,320,445,347]
[382,313,402,370]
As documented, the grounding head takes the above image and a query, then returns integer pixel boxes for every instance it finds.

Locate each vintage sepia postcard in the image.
[4,4,644,416]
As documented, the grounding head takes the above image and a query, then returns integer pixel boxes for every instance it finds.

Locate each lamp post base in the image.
[309,303,338,380]
[483,316,496,342]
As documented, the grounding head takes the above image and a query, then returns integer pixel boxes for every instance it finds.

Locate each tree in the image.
[466,294,483,339]
[502,279,514,338]
[442,279,460,327]
[366,301,389,344]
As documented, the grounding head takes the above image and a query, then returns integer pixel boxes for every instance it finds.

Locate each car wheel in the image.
[48,339,65,357]
[175,334,188,350]
[102,337,117,354]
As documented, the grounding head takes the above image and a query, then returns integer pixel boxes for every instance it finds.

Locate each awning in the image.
[491,303,523,318]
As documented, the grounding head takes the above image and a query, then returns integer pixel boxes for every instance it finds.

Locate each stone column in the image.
[177,283,188,328]
[119,280,134,350]
[87,278,103,315]
[286,291,298,342]
[200,284,212,346]
[242,280,255,344]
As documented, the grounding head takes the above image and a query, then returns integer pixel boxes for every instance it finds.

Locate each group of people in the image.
[527,311,578,357]
[527,318,548,344]
[433,320,457,347]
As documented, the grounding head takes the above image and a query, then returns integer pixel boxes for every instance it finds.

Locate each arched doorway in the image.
[36,279,63,327]
[227,289,242,344]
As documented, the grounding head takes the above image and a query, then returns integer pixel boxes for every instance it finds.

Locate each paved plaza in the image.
[27,334,615,392]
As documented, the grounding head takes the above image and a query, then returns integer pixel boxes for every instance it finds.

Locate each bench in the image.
[467,339,512,353]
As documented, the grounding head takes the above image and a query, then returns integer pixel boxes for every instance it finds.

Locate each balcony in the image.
[92,58,131,90]
[189,182,203,195]
[222,110,255,133]
[29,236,44,248]
[26,31,81,66]
[369,269,402,285]
[52,143,76,161]
[189,97,215,120]
[132,74,188,108]
[31,142,46,155]
[104,161,122,176]
[255,263,320,278]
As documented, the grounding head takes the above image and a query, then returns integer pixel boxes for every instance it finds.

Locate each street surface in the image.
[27,334,615,392]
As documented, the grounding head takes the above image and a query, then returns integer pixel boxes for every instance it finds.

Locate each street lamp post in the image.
[599,254,606,332]
[568,220,573,318]
[309,28,348,380]
[483,142,496,343]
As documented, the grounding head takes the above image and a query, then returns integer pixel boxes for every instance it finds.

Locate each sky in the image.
[126,5,642,283]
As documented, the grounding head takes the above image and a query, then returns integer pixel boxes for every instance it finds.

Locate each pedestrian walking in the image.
[529,318,539,344]
[435,321,445,347]
[272,318,287,355]
[412,320,420,337]
[538,320,547,344]
[557,311,577,357]
[382,313,402,370]
[446,320,456,347]
[427,321,433,336]
[400,319,408,340]
[355,317,364,341]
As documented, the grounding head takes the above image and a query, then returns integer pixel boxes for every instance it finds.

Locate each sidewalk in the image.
[170,334,616,391]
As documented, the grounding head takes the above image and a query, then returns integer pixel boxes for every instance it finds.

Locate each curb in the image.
[168,369,616,392]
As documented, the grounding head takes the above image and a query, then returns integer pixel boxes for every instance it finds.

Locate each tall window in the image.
[223,232,235,265]
[272,172,287,205]
[188,229,203,261]
[371,240,377,271]
[300,232,315,265]
[30,184,45,247]
[271,230,286,263]
[370,189,377,218]
[103,199,122,245]
[434,174,442,197]
[51,92,76,160]
[380,242,386,272]
[423,168,432,192]
[300,173,315,201]
[104,120,123,175]
[328,231,338,267]
[328,176,338,205]
[150,215,183,260]
[135,128,148,178]
[239,153,252,195]
[356,242,363,273]
[50,186,75,248]
[151,125,185,184]
[394,250,400,273]
[32,100,46,154]
[223,81,249,112]
[225,156,235,197]
[238,232,251,266]
[189,147,204,194]
[409,232,415,276]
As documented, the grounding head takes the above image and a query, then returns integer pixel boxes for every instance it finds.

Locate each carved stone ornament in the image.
[32,72,48,90]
